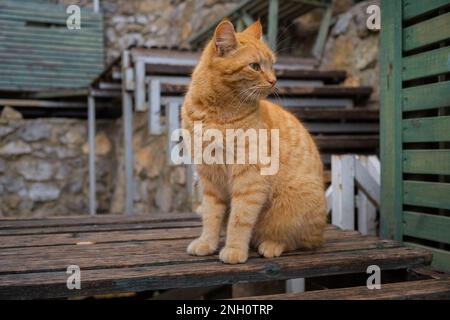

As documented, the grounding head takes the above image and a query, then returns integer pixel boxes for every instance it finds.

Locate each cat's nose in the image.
[268,78,277,86]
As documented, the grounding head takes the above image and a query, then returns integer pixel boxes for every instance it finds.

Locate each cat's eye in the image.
[249,63,261,71]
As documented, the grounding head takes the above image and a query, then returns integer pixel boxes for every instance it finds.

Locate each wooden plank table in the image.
[0,213,433,299]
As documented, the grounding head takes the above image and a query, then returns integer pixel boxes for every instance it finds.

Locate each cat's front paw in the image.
[219,246,248,264]
[187,238,216,256]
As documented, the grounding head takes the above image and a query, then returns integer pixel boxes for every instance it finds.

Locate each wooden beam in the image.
[88,94,97,216]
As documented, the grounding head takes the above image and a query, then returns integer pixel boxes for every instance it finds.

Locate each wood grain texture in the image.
[0,213,434,299]
[238,279,450,300]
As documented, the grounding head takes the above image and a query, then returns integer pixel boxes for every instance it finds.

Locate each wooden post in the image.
[87,93,96,215]
[357,156,378,235]
[148,79,162,135]
[380,0,403,240]
[167,100,181,165]
[122,51,134,215]
[267,0,279,50]
[134,60,146,111]
[331,155,355,230]
[93,0,99,13]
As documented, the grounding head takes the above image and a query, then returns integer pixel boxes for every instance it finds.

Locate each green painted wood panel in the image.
[403,116,450,142]
[403,150,450,175]
[403,46,450,81]
[0,29,102,43]
[404,181,450,210]
[405,242,450,271]
[404,211,450,244]
[404,12,450,51]
[0,14,102,28]
[403,81,450,111]
[0,39,103,54]
[0,25,102,38]
[2,0,100,15]
[403,0,450,20]
[380,0,404,241]
[0,8,102,22]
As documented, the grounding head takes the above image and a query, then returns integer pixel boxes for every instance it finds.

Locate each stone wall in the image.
[0,107,190,217]
[0,107,116,217]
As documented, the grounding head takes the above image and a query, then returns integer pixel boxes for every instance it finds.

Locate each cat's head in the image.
[199,20,277,102]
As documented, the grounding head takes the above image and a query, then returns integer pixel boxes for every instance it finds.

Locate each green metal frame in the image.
[380,0,450,271]
[188,0,332,56]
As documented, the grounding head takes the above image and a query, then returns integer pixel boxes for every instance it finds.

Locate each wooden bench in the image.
[0,213,440,300]
[0,0,104,92]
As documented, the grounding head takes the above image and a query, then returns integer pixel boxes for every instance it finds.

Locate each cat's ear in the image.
[242,20,262,40]
[214,20,237,56]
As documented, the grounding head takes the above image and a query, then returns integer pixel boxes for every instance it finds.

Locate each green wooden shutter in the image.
[380,0,450,271]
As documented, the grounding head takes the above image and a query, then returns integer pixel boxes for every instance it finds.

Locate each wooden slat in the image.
[314,135,379,150]
[0,14,102,28]
[292,108,379,120]
[1,0,101,16]
[406,242,450,271]
[380,0,404,241]
[403,46,450,81]
[0,212,199,229]
[0,38,104,52]
[403,0,450,20]
[0,232,376,274]
[0,220,202,236]
[0,246,431,299]
[403,150,450,175]
[239,278,450,300]
[404,12,450,51]
[404,181,450,210]
[403,81,450,111]
[404,211,450,244]
[403,116,450,142]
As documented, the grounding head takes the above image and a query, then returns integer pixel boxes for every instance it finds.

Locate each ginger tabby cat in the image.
[181,20,326,264]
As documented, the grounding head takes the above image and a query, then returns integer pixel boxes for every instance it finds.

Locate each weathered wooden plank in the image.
[0,26,103,39]
[403,116,450,142]
[0,33,103,48]
[404,12,450,51]
[0,7,102,22]
[239,279,450,300]
[406,242,450,271]
[0,213,199,229]
[0,38,104,52]
[0,14,102,28]
[404,181,450,210]
[380,0,404,241]
[0,247,431,299]
[314,135,379,150]
[292,108,379,120]
[403,0,450,20]
[403,211,450,245]
[1,0,101,16]
[0,220,203,236]
[0,225,342,249]
[304,122,379,134]
[403,150,450,175]
[403,81,450,111]
[403,46,450,81]
[0,234,381,274]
